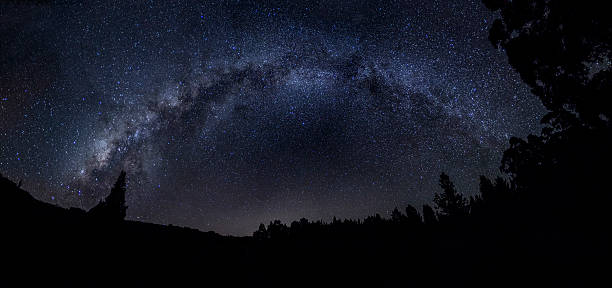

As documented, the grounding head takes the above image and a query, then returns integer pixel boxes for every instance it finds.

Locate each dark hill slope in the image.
[1,173,253,287]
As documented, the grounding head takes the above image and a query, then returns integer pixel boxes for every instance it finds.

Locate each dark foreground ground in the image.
[2,167,610,287]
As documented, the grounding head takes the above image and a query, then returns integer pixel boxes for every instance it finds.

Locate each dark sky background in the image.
[0,0,544,235]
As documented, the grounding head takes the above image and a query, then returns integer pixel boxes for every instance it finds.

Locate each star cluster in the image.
[0,0,544,235]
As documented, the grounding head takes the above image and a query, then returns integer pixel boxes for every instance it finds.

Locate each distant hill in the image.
[1,172,217,235]
[1,173,253,287]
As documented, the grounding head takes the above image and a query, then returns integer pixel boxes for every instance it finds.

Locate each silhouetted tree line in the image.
[2,1,611,287]
[252,172,469,241]
[248,1,612,286]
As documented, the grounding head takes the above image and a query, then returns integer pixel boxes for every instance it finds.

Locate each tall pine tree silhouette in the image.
[433,173,468,220]
[88,171,128,221]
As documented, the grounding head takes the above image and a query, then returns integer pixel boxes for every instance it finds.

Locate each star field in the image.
[0,0,544,235]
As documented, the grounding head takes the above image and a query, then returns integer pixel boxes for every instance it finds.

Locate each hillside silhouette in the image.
[3,0,612,286]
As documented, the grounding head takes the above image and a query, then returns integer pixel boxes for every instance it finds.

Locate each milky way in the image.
[0,0,544,235]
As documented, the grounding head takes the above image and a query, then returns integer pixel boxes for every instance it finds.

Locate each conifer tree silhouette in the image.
[433,173,468,220]
[391,207,406,223]
[422,204,437,225]
[253,223,267,239]
[404,204,422,225]
[88,171,128,221]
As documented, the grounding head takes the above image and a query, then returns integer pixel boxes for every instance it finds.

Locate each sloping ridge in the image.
[0,172,215,235]
[1,172,245,287]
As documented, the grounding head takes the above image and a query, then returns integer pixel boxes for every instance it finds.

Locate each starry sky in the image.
[0,0,544,235]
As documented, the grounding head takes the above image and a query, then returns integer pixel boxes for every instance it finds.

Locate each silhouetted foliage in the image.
[422,204,437,225]
[483,0,611,129]
[253,223,267,239]
[88,171,128,221]
[433,173,469,220]
[390,207,405,223]
[404,204,422,226]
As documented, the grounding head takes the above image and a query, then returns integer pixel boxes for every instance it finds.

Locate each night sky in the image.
[0,0,544,235]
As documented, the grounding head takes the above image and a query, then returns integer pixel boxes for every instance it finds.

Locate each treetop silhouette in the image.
[434,173,468,220]
[484,0,611,129]
[88,171,128,221]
